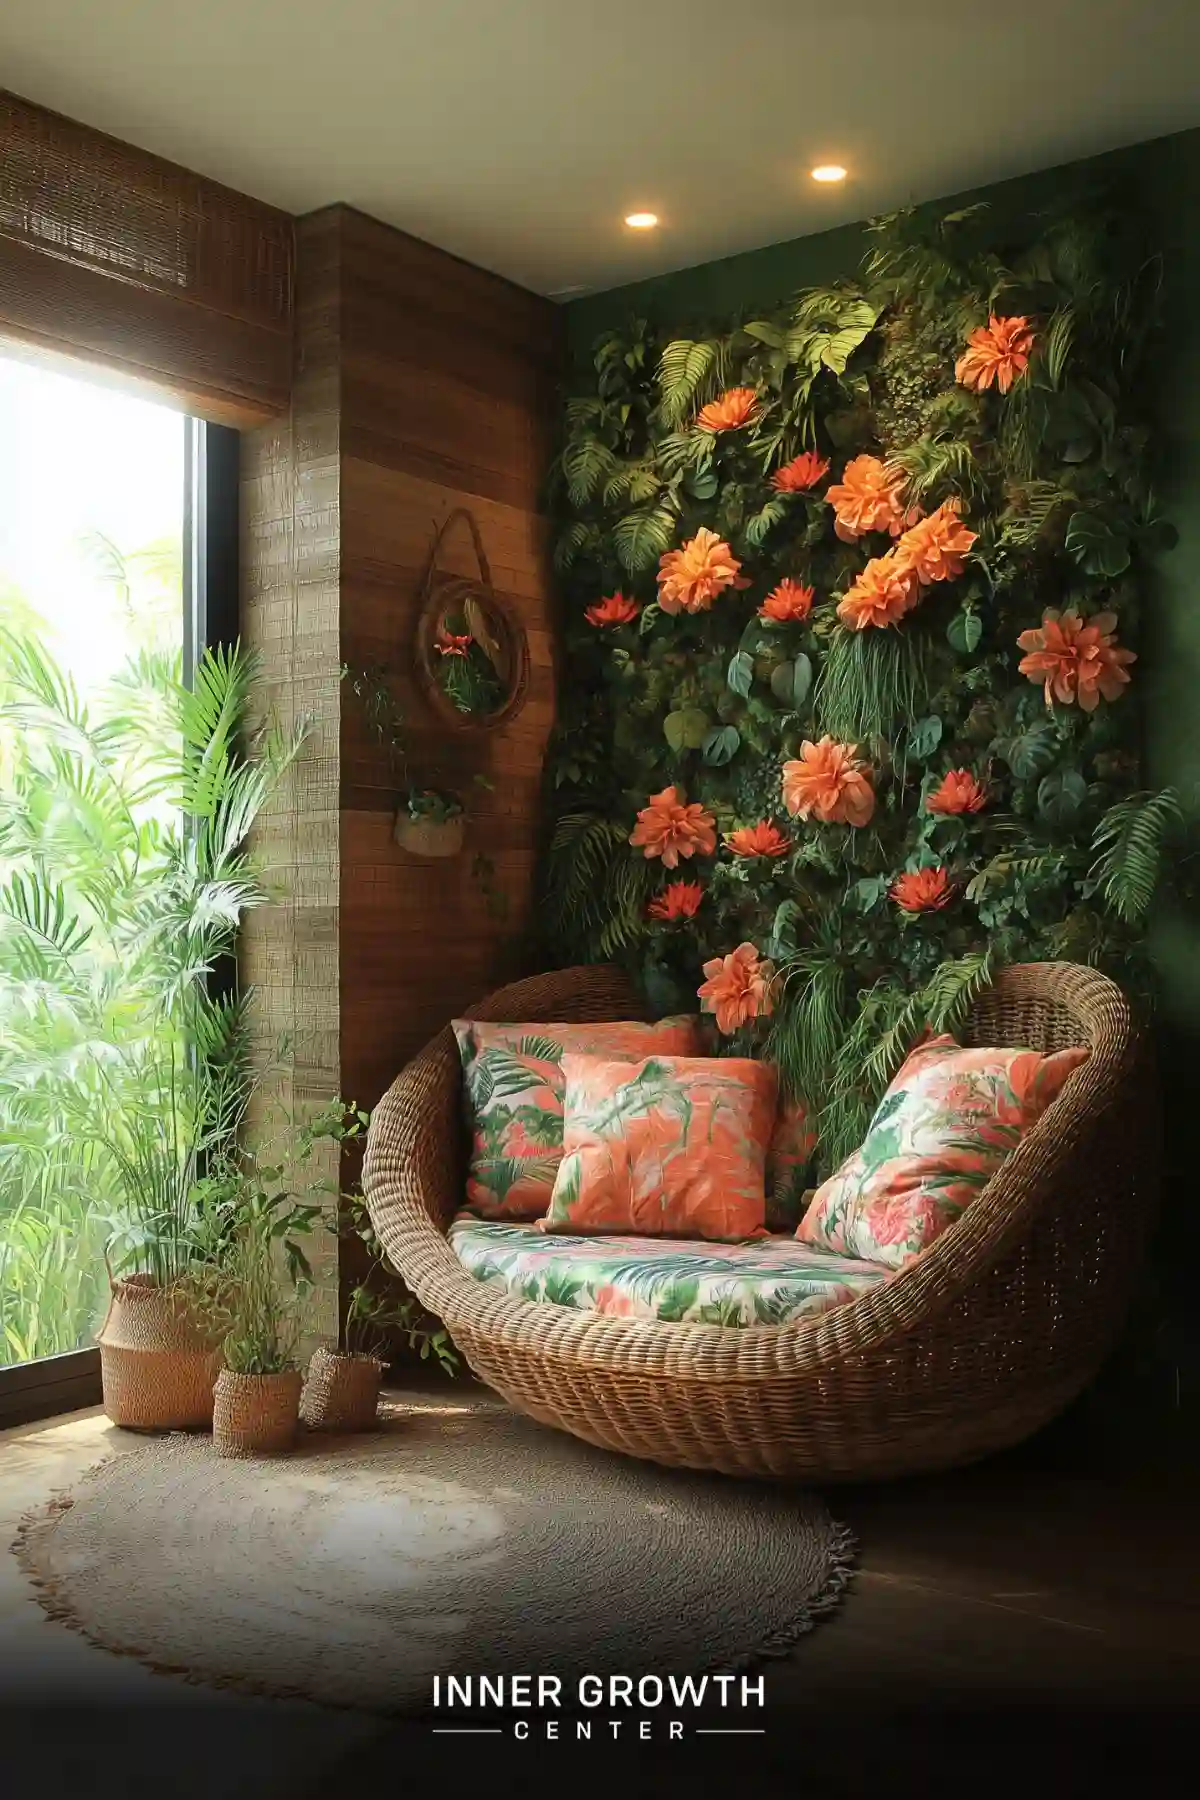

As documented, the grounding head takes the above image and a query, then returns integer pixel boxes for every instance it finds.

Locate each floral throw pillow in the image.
[540,1054,777,1242]
[452,1016,703,1220]
[796,1034,1090,1269]
[766,1093,817,1232]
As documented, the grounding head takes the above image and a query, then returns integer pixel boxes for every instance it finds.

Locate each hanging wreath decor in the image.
[541,196,1184,1173]
[414,508,530,730]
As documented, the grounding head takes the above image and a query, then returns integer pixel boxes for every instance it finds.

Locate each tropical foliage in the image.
[0,626,303,1363]
[541,195,1180,1176]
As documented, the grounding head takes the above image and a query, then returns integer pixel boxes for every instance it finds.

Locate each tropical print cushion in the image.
[540,1054,776,1242]
[449,1213,888,1327]
[797,1033,1090,1269]
[452,1016,703,1219]
[766,1093,817,1231]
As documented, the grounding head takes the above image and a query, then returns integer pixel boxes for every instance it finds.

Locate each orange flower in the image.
[891,867,956,912]
[1016,609,1136,712]
[956,315,1036,394]
[434,628,472,656]
[782,737,876,827]
[926,770,987,816]
[585,591,640,627]
[657,528,750,614]
[759,578,814,624]
[696,386,758,432]
[724,821,791,859]
[837,553,920,631]
[629,785,717,869]
[825,454,916,542]
[894,498,978,586]
[771,450,830,493]
[647,880,704,921]
[697,942,776,1035]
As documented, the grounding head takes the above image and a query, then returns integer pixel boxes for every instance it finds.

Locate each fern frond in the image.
[656,339,726,428]
[1088,788,1181,924]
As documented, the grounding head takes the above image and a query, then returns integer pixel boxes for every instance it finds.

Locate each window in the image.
[0,349,235,1422]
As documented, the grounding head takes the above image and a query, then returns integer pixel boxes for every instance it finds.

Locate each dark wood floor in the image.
[5,1388,1196,1800]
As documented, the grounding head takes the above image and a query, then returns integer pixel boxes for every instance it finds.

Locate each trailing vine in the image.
[540,196,1181,1175]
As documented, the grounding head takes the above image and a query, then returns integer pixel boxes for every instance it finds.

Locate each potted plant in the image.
[301,1175,460,1432]
[0,633,306,1430]
[342,662,474,859]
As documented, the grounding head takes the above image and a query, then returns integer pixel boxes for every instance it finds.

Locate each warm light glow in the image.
[811,164,848,183]
[624,211,659,229]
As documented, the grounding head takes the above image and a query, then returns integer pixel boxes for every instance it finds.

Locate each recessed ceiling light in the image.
[624,211,659,229]
[811,164,848,183]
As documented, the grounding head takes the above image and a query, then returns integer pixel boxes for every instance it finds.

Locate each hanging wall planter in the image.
[393,798,466,859]
[414,508,530,731]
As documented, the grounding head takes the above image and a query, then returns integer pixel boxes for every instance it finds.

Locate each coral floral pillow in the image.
[796,1034,1089,1270]
[540,1053,777,1243]
[452,1017,703,1220]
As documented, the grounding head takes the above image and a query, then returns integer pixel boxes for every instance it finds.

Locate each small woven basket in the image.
[300,1348,386,1432]
[97,1273,223,1432]
[212,1368,303,1458]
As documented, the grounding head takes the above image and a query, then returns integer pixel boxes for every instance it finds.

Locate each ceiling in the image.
[4,0,1200,300]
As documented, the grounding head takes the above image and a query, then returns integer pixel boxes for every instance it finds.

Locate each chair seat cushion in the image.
[448,1211,888,1327]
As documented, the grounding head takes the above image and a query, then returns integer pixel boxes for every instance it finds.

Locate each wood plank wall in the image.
[243,204,561,1329]
[337,207,562,1111]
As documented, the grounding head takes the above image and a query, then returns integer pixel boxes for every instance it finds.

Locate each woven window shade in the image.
[0,91,294,425]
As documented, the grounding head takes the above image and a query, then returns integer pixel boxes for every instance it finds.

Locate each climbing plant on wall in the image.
[541,196,1180,1171]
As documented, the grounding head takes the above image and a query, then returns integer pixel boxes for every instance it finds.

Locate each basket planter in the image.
[212,1368,303,1458]
[97,1274,223,1432]
[394,811,464,859]
[300,1348,386,1432]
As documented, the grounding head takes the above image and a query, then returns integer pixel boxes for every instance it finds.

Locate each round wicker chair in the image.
[363,961,1159,1482]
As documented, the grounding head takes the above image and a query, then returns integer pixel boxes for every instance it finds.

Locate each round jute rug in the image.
[15,1390,854,1714]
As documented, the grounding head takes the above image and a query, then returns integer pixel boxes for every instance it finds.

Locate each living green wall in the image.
[562,127,1200,1467]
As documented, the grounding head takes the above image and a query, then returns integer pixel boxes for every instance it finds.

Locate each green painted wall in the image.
[564,128,1200,1464]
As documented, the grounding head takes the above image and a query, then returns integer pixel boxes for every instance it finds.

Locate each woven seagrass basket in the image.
[299,1347,386,1432]
[97,1273,223,1432]
[212,1368,302,1458]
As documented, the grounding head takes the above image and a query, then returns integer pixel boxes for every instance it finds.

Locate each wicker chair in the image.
[363,961,1158,1482]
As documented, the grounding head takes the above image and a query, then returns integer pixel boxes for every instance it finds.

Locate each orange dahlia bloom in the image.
[657,528,750,614]
[926,769,987,816]
[782,737,876,827]
[837,553,920,631]
[1016,609,1136,712]
[759,578,815,624]
[956,315,1036,394]
[771,450,830,493]
[894,498,978,586]
[724,821,791,859]
[696,386,758,432]
[825,454,915,542]
[434,627,472,656]
[697,942,777,1036]
[891,867,955,913]
[585,591,640,627]
[647,879,704,922]
[629,785,717,869]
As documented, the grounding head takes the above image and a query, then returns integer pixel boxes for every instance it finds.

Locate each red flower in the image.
[771,451,830,493]
[759,579,814,624]
[926,770,987,816]
[891,868,955,913]
[647,880,704,922]
[724,821,791,859]
[434,628,472,657]
[696,387,758,432]
[585,591,640,628]
[1016,609,1136,712]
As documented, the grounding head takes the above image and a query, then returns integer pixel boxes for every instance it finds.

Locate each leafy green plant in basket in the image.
[541,189,1181,1174]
